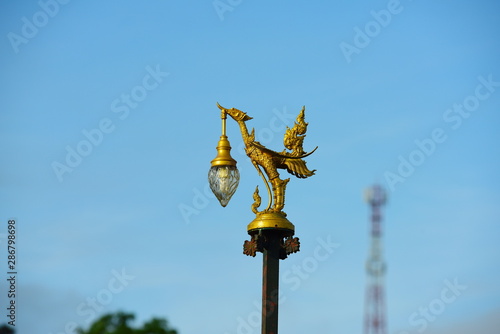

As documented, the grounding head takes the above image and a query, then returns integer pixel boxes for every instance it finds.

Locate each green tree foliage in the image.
[0,325,14,334]
[76,312,178,334]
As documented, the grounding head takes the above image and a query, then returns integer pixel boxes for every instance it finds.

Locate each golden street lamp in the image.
[208,108,240,207]
[208,103,317,334]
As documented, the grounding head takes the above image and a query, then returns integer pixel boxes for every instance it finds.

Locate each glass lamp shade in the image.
[208,165,240,207]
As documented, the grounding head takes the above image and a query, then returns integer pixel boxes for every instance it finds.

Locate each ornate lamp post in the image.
[208,103,317,334]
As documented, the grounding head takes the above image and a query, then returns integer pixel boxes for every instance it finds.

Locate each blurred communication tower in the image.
[363,184,388,334]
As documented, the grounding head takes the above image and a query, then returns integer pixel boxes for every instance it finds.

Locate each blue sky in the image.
[1,1,499,333]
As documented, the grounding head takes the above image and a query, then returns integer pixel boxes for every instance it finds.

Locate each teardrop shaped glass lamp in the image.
[208,163,240,207]
[208,112,240,207]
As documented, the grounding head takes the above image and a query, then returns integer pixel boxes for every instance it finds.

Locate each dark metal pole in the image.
[244,229,300,334]
[261,231,281,334]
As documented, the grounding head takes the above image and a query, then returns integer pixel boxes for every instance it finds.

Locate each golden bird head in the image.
[217,103,253,122]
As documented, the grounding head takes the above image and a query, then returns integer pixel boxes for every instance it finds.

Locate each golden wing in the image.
[281,158,316,179]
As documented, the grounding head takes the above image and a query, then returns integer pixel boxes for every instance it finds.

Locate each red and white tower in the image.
[363,184,388,334]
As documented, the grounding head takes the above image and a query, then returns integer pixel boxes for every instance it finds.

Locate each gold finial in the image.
[251,186,261,214]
